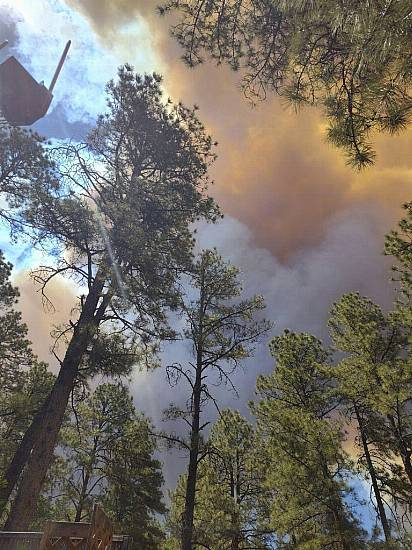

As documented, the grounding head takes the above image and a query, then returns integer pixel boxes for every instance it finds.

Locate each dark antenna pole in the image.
[49,40,71,93]
[0,40,8,51]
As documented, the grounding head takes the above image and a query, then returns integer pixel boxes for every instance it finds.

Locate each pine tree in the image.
[329,292,412,540]
[252,331,367,549]
[166,410,271,550]
[58,384,136,523]
[160,1,412,167]
[163,249,271,550]
[42,383,165,548]
[2,65,219,529]
[0,251,54,522]
[204,410,271,550]
[103,419,166,550]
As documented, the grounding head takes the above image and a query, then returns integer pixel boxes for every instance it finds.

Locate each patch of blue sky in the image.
[0,1,164,276]
[0,223,61,277]
[0,231,31,269]
[346,473,380,537]
[2,0,160,128]
[0,192,32,268]
[4,0,118,124]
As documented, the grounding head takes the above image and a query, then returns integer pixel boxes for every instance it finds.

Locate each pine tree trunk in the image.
[230,451,241,550]
[181,274,204,550]
[230,509,240,550]
[4,272,109,531]
[74,469,92,523]
[387,413,412,487]
[230,534,240,550]
[181,367,202,550]
[355,405,391,542]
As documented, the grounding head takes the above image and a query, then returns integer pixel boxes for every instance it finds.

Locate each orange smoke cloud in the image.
[64,0,412,260]
[13,270,77,369]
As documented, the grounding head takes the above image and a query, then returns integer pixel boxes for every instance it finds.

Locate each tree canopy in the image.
[161,0,412,168]
[4,34,412,548]
[2,65,220,530]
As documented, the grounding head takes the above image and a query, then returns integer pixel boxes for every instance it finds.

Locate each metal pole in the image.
[48,40,71,92]
[0,40,8,51]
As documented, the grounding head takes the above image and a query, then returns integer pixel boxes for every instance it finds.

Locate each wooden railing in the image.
[0,505,132,549]
[0,532,132,549]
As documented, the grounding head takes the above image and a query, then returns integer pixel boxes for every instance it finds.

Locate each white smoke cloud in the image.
[130,203,396,487]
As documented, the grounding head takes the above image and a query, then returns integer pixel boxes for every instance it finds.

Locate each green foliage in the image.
[0,251,32,396]
[161,1,412,167]
[165,410,271,550]
[252,331,367,549]
[0,250,53,424]
[0,251,54,521]
[385,202,412,299]
[103,420,166,550]
[329,293,412,536]
[0,125,58,230]
[79,331,146,379]
[56,384,135,522]
[0,362,54,493]
[45,383,165,549]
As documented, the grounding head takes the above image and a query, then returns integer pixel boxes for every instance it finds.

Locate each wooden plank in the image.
[0,528,127,549]
[86,505,113,550]
[0,533,125,541]
[39,521,89,549]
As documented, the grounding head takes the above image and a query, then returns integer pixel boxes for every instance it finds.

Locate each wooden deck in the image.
[0,505,131,549]
[0,531,132,549]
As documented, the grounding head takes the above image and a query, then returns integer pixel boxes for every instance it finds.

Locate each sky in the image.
[1,0,412,519]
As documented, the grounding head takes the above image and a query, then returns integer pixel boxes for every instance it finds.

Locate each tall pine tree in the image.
[2,65,219,529]
[165,410,271,550]
[252,331,367,549]
[163,249,270,550]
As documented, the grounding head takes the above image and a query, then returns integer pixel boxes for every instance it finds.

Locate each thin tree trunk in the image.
[230,450,241,550]
[181,268,204,550]
[74,470,92,523]
[4,272,109,531]
[181,364,202,550]
[354,405,391,542]
[230,509,240,550]
[74,434,100,522]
